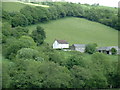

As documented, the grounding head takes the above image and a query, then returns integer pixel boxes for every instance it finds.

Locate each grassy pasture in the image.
[2,2,27,12]
[2,2,49,12]
[26,17,118,47]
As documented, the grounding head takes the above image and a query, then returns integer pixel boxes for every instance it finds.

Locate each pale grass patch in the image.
[17,1,49,8]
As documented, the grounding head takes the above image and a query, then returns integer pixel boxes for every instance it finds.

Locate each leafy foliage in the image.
[11,13,28,27]
[16,48,43,61]
[31,26,46,45]
[85,43,97,54]
[11,27,29,38]
[111,48,117,55]
[3,37,36,59]
[66,55,85,69]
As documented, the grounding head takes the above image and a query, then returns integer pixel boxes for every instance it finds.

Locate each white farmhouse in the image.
[53,40,69,49]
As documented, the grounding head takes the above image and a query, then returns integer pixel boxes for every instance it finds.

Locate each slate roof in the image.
[56,40,68,44]
[97,46,119,51]
[73,44,86,48]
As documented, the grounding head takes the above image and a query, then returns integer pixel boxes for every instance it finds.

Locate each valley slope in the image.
[27,17,118,47]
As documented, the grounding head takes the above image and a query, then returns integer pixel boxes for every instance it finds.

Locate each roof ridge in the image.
[56,40,68,44]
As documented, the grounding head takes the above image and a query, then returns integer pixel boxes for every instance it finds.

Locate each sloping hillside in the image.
[27,17,118,47]
[2,2,27,12]
[2,2,49,12]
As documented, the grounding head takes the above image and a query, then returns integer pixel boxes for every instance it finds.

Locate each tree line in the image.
[2,2,119,30]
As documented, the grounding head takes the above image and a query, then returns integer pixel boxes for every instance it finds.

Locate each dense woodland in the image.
[1,2,120,89]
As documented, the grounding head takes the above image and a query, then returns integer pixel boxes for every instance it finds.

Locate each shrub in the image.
[66,55,85,69]
[85,43,97,54]
[3,37,36,59]
[111,48,117,55]
[19,36,36,47]
[11,13,28,27]
[9,60,71,88]
[16,48,43,61]
[31,26,46,45]
[11,26,29,38]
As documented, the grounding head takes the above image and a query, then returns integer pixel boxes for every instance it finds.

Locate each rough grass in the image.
[18,1,49,8]
[2,2,27,12]
[27,17,118,47]
[2,2,49,12]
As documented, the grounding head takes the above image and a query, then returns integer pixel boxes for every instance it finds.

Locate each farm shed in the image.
[97,46,119,55]
[70,44,86,53]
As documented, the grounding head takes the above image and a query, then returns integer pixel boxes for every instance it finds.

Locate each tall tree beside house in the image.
[111,48,117,55]
[31,26,46,45]
[85,43,97,54]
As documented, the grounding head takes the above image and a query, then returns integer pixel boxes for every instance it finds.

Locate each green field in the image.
[2,2,27,12]
[2,2,49,12]
[26,17,118,47]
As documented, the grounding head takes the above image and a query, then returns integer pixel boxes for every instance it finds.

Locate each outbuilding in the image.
[97,46,119,55]
[70,44,86,53]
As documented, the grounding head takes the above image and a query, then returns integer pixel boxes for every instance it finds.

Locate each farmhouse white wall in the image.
[53,40,69,49]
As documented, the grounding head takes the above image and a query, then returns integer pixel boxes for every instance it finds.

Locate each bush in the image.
[66,55,85,69]
[8,60,71,88]
[31,26,46,45]
[11,13,28,27]
[3,37,36,59]
[71,65,108,88]
[2,60,14,88]
[71,66,92,88]
[11,26,29,38]
[111,48,117,55]
[91,52,110,71]
[85,43,97,54]
[19,36,36,47]
[38,61,71,88]
[16,48,43,61]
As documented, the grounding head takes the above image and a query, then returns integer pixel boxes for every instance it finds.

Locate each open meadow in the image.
[2,2,49,12]
[27,17,118,47]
